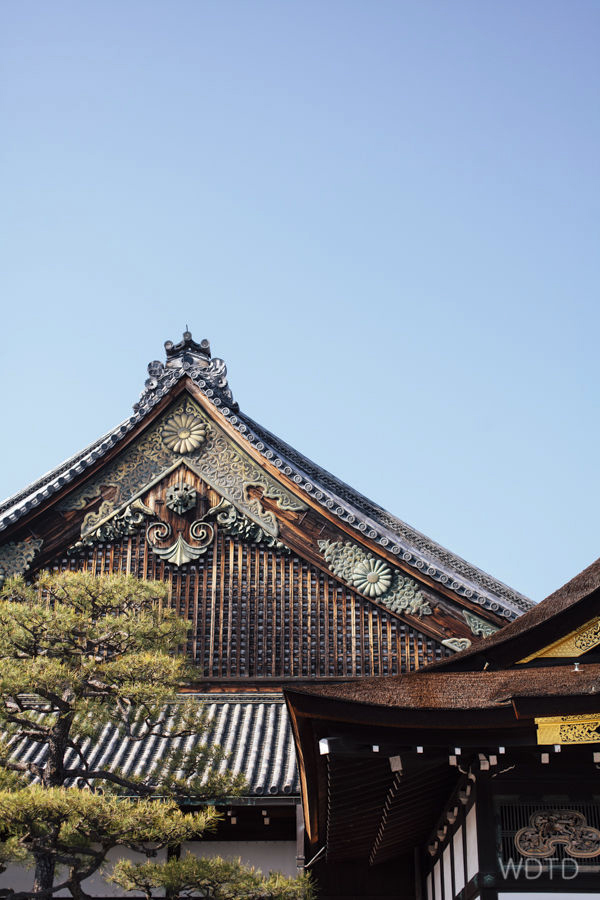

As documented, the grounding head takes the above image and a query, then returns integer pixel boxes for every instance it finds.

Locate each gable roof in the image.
[427,555,600,671]
[0,331,531,621]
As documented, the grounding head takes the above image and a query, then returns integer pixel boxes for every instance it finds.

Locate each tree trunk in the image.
[32,852,55,895]
[33,709,74,893]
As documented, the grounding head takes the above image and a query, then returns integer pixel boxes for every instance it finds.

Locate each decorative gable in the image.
[0,332,529,668]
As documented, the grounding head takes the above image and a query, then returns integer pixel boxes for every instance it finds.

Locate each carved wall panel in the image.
[515,811,600,859]
[45,479,450,679]
[0,538,44,587]
[58,396,305,541]
[536,713,600,745]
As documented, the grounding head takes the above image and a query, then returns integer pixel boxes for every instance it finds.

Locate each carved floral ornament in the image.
[352,557,393,598]
[318,539,432,617]
[515,810,600,859]
[60,396,306,537]
[165,482,197,515]
[161,412,207,454]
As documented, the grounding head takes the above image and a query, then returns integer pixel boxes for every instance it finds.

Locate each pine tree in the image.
[0,572,312,899]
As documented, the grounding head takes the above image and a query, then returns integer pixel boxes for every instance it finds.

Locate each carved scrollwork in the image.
[204,499,288,552]
[146,520,215,567]
[515,810,600,859]
[536,713,600,745]
[0,538,44,587]
[574,620,600,653]
[61,397,305,541]
[143,492,289,567]
[442,637,472,653]
[318,539,432,617]
[189,520,213,545]
[462,609,499,638]
[559,721,600,743]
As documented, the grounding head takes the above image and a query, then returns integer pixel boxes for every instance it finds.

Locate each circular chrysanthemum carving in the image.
[162,413,207,454]
[351,556,393,597]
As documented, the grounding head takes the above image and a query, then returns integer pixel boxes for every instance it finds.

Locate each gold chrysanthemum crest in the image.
[162,412,207,454]
[351,557,393,597]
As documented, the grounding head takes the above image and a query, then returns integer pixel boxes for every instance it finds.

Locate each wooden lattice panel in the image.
[50,530,448,679]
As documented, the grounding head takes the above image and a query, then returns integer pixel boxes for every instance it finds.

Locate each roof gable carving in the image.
[69,463,289,565]
[58,394,306,540]
[318,538,433,619]
[518,616,600,662]
[0,331,531,632]
[0,537,43,586]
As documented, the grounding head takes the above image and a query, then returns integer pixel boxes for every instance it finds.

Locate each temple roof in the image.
[0,332,531,620]
[427,554,600,671]
[285,662,600,714]
[8,694,298,799]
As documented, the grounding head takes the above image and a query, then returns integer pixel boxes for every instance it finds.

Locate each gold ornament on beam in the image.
[536,713,600,745]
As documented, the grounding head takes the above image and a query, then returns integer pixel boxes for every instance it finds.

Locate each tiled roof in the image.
[0,333,532,619]
[9,694,299,799]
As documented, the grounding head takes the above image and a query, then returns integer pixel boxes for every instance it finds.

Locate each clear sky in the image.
[1,1,599,602]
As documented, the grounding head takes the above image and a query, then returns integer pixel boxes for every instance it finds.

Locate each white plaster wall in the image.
[452,827,464,895]
[433,858,441,899]
[182,840,297,878]
[443,844,452,900]
[465,805,479,883]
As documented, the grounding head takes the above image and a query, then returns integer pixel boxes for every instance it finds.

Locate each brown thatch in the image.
[430,555,600,671]
[287,662,600,711]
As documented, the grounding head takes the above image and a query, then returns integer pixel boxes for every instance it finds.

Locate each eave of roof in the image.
[285,662,600,714]
[0,334,531,620]
[426,555,600,671]
[8,693,299,799]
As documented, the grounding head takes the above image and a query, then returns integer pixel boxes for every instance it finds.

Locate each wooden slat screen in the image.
[52,529,448,678]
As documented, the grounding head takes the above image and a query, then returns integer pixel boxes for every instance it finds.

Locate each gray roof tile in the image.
[8,694,299,799]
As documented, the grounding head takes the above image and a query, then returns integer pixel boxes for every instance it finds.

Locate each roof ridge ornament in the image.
[164,330,211,364]
[134,330,237,414]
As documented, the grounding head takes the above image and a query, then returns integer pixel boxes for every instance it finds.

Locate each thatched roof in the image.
[431,556,600,671]
[286,662,600,712]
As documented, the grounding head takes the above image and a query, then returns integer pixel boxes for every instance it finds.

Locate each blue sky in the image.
[1,1,599,601]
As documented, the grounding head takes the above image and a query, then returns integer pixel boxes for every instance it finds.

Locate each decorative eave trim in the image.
[536,713,600,745]
[518,617,600,663]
